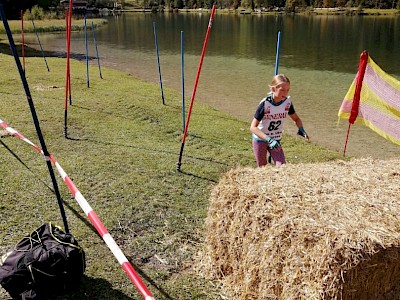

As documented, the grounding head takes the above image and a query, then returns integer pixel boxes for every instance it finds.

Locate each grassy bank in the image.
[0,18,108,34]
[309,7,399,15]
[117,0,400,16]
[177,7,400,15]
[0,44,343,299]
[119,6,400,15]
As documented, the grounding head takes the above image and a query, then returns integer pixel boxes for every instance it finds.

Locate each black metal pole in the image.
[31,19,50,72]
[0,2,69,233]
[91,21,103,79]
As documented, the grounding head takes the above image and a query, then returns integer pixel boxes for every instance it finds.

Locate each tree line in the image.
[1,0,399,20]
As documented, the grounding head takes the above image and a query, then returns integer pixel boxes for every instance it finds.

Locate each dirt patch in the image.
[33,85,63,91]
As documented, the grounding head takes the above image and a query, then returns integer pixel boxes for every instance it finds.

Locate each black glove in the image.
[297,127,308,139]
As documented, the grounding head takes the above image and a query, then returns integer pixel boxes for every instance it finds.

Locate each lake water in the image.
[20,12,400,159]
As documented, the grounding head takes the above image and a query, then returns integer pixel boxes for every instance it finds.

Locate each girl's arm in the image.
[289,112,303,128]
[250,118,268,140]
[250,118,281,150]
[290,113,310,141]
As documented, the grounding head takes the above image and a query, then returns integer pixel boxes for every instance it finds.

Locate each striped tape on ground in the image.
[0,118,155,300]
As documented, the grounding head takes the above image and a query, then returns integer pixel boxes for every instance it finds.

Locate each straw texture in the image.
[200,158,400,299]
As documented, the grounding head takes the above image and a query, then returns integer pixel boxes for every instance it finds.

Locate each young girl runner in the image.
[250,74,309,167]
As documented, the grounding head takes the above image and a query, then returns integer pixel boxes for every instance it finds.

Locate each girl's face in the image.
[271,82,290,102]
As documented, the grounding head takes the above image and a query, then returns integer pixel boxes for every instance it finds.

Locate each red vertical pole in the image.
[21,10,25,71]
[64,2,73,137]
[176,4,216,171]
[67,4,72,105]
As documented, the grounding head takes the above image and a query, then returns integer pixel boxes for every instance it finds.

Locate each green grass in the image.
[0,45,343,299]
[309,7,400,15]
[118,0,400,15]
[0,18,108,34]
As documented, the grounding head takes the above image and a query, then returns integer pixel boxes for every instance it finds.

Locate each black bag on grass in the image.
[0,222,86,299]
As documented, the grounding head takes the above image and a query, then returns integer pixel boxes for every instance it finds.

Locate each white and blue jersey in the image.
[252,93,295,142]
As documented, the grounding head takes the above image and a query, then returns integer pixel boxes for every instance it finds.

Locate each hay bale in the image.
[202,158,400,299]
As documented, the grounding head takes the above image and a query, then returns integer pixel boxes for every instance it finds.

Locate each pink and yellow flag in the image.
[338,52,400,146]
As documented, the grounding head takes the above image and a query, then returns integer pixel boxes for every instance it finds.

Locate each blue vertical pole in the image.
[181,30,185,133]
[31,19,50,72]
[153,21,165,105]
[84,14,89,87]
[274,31,281,75]
[91,21,103,79]
[270,30,281,164]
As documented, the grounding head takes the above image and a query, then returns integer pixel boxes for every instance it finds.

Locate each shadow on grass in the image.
[0,41,96,61]
[128,260,175,300]
[59,107,229,169]
[162,102,245,123]
[71,102,243,128]
[65,134,89,141]
[0,139,98,236]
[0,270,156,300]
[54,275,135,300]
[1,139,170,299]
[83,137,224,181]
[0,138,31,171]
[68,105,245,166]
[176,166,217,183]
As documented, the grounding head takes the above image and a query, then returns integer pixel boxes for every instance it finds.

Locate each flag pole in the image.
[343,123,352,157]
[176,4,216,172]
[343,50,369,157]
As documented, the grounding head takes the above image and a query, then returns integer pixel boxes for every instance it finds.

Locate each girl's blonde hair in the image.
[269,74,290,88]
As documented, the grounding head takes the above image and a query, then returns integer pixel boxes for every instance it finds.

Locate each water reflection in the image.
[93,14,400,75]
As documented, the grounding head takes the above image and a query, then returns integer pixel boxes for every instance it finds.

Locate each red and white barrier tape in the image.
[0,118,155,300]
